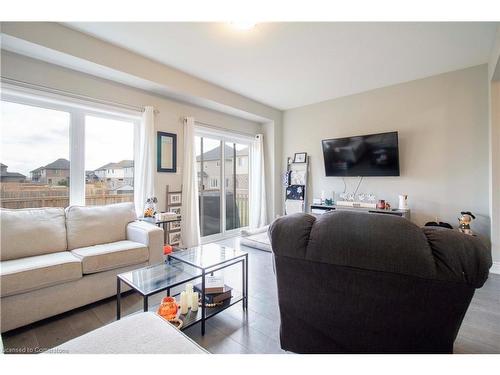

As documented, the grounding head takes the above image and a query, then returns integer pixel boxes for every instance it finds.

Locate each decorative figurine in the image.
[458,211,476,235]
[144,197,158,218]
[377,199,386,209]
[398,194,409,210]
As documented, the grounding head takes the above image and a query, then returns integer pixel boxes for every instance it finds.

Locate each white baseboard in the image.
[490,262,500,275]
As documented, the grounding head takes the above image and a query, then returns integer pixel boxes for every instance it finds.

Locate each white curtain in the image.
[180,117,201,248]
[134,106,156,217]
[249,134,267,228]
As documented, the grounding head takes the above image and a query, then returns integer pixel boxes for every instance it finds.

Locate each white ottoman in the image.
[49,312,208,354]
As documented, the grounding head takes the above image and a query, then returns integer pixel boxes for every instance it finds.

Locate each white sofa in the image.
[0,202,163,333]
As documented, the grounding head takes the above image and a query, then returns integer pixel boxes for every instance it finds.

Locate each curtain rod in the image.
[1,76,159,114]
[193,119,258,138]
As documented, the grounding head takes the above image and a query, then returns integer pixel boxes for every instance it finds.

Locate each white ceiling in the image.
[66,22,498,110]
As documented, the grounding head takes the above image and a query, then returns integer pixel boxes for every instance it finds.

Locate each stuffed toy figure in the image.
[458,211,476,235]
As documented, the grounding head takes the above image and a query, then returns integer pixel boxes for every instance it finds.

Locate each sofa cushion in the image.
[65,203,136,250]
[50,312,208,354]
[71,240,149,274]
[0,252,82,297]
[0,207,67,261]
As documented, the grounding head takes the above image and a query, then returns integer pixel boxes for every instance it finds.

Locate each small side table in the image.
[116,243,248,336]
[168,243,248,335]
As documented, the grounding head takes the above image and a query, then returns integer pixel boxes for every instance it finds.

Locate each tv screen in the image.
[322,131,400,177]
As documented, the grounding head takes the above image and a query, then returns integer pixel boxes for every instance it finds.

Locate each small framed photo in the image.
[168,193,182,206]
[293,152,307,163]
[169,207,181,215]
[169,221,181,230]
[169,231,181,245]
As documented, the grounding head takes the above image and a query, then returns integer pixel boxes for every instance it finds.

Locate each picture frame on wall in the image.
[293,152,307,163]
[168,192,182,206]
[157,132,177,173]
[169,207,181,215]
[169,231,181,245]
[169,221,181,230]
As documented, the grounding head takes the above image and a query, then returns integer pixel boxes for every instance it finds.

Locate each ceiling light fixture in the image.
[229,22,257,31]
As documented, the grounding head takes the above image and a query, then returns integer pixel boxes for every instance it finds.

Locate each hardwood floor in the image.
[2,237,500,354]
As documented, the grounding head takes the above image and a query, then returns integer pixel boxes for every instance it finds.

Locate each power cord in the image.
[353,176,364,197]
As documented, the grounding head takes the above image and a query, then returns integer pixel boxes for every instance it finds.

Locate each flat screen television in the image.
[322,131,400,177]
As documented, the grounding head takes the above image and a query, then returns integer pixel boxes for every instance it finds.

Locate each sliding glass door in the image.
[225,141,249,230]
[195,131,251,239]
[196,135,222,237]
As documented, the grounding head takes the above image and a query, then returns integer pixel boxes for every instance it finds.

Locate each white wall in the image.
[1,51,262,211]
[489,26,500,81]
[489,25,500,268]
[491,80,500,263]
[283,65,491,238]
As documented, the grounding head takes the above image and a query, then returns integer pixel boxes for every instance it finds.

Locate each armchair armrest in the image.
[269,213,317,259]
[423,227,492,288]
[127,221,164,265]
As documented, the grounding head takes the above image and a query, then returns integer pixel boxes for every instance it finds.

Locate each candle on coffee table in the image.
[191,292,199,312]
[180,291,189,314]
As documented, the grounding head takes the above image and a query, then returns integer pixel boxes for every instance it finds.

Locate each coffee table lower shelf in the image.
[176,292,244,330]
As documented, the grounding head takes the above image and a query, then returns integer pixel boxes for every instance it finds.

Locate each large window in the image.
[195,129,251,238]
[1,90,139,209]
[1,101,71,208]
[85,115,135,206]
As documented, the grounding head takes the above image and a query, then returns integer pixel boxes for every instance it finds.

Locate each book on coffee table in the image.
[194,284,232,304]
[200,276,225,294]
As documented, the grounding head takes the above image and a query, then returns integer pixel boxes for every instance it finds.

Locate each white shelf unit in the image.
[284,156,310,215]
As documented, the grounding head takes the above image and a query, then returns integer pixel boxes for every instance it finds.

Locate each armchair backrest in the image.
[269,211,491,288]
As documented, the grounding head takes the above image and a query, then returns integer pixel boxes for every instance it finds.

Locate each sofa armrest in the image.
[127,221,164,265]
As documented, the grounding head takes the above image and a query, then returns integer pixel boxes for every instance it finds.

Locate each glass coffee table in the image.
[117,243,248,335]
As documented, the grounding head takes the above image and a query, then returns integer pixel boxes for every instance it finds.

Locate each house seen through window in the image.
[1,100,137,209]
[1,101,71,208]
[85,115,135,206]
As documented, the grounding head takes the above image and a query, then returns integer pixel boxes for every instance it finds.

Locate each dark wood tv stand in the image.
[310,204,411,220]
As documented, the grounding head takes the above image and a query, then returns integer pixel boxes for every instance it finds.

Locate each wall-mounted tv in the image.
[322,131,400,177]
